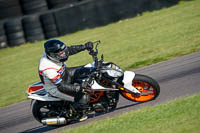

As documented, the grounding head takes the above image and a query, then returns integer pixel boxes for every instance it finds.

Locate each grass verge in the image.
[0,0,200,107]
[61,93,200,133]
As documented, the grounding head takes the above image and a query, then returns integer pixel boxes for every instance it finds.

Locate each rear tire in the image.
[32,100,47,122]
[32,100,70,124]
[121,74,160,102]
[32,100,60,123]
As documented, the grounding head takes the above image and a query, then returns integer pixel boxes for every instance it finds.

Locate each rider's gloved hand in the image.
[84,42,93,50]
[81,81,88,89]
[82,88,92,93]
[81,81,92,93]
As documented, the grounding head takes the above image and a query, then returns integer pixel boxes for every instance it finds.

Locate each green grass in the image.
[0,0,200,107]
[61,93,200,133]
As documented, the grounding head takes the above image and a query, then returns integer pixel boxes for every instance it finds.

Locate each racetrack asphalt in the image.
[0,52,200,133]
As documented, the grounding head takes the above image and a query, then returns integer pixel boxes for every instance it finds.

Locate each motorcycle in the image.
[26,40,160,125]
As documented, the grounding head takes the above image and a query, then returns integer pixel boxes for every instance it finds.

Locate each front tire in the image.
[121,74,160,102]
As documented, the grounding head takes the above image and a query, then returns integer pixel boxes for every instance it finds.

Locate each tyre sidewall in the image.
[133,74,160,100]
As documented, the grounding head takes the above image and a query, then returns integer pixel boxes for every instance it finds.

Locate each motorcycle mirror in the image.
[93,40,101,44]
[94,40,101,51]
[101,54,104,61]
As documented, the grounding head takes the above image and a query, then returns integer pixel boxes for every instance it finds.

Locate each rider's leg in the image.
[73,93,90,121]
[59,66,91,121]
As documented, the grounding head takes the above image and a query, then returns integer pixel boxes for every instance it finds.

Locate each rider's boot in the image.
[73,93,90,121]
[79,105,89,122]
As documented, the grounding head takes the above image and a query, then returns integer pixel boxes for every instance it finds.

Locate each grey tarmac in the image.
[0,52,200,133]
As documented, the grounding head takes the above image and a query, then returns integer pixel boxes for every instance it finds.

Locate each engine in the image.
[92,91,119,113]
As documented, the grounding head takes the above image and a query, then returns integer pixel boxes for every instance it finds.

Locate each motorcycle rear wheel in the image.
[121,74,160,102]
[32,100,62,123]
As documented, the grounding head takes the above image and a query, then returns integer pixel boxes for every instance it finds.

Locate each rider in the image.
[38,39,93,121]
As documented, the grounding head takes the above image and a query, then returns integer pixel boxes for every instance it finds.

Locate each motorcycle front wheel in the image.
[121,74,160,102]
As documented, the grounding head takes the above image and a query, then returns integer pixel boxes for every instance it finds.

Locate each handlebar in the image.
[88,40,104,70]
[88,40,100,56]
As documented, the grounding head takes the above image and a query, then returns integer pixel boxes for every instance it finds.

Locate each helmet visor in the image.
[49,46,69,62]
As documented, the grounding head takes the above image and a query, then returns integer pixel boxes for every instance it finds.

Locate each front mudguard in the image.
[122,71,141,94]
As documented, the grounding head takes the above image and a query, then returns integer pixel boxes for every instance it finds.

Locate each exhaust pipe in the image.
[41,117,67,125]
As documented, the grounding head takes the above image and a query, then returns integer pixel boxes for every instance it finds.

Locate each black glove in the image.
[81,81,88,89]
[81,81,92,93]
[82,88,92,93]
[84,42,93,50]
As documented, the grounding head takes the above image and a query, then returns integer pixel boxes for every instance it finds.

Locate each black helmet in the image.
[44,39,69,62]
